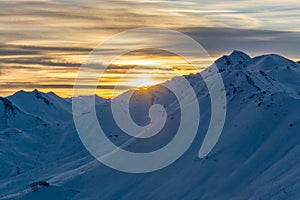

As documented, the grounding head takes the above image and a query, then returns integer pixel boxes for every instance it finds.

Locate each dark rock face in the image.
[0,97,19,115]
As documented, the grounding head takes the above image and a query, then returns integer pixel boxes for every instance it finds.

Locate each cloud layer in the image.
[0,0,299,97]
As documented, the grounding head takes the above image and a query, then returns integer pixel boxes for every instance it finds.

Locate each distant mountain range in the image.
[1,51,300,199]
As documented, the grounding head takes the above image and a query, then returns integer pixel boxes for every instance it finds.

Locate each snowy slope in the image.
[8,89,72,124]
[66,95,107,105]
[0,97,44,130]
[1,51,300,199]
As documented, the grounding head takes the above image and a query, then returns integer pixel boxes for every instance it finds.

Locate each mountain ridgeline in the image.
[1,51,300,199]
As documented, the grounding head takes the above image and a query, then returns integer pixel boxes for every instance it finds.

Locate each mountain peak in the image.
[247,53,296,71]
[9,89,54,108]
[13,89,42,97]
[32,89,45,96]
[214,50,251,70]
[228,50,251,63]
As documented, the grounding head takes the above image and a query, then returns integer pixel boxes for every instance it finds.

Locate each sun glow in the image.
[122,73,161,88]
[94,49,207,98]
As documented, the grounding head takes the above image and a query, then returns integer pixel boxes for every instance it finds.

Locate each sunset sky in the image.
[1,0,300,98]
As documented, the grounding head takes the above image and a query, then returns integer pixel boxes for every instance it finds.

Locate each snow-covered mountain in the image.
[0,97,44,130]
[7,89,72,123]
[1,51,300,199]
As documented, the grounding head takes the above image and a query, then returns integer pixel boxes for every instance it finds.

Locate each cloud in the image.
[181,27,300,59]
[0,0,300,97]
[0,83,133,90]
[0,58,80,68]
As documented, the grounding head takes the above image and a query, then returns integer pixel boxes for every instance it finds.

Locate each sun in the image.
[95,48,206,98]
[123,73,161,88]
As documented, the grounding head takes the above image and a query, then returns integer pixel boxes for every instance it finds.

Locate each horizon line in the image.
[1,50,299,99]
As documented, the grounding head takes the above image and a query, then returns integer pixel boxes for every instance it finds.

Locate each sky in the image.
[0,0,300,98]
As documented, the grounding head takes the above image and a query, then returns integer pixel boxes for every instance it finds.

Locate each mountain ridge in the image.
[1,51,300,199]
[1,50,299,100]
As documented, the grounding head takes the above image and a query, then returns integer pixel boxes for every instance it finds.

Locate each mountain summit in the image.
[7,89,72,123]
[214,50,251,70]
